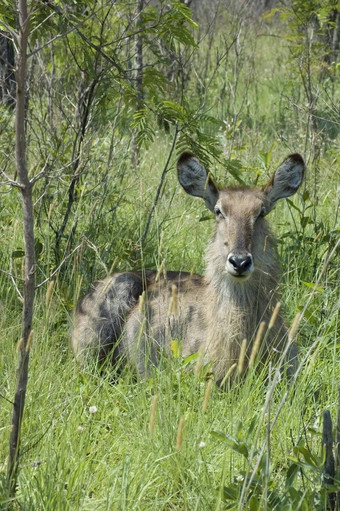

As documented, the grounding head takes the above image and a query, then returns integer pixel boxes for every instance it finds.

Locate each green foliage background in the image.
[0,0,339,508]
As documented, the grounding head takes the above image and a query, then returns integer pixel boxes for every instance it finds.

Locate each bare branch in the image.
[28,24,81,58]
[0,393,15,406]
[0,179,24,188]
[75,28,130,81]
[1,264,24,301]
[0,169,24,188]
[0,20,17,39]
[29,160,50,186]
[27,2,117,59]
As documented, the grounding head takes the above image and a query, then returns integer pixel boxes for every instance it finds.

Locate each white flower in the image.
[198,441,206,449]
[77,425,84,432]
[89,405,98,414]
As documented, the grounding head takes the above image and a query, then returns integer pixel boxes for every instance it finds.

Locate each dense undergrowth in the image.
[0,0,339,509]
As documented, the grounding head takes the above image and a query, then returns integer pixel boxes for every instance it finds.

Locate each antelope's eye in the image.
[214,207,223,218]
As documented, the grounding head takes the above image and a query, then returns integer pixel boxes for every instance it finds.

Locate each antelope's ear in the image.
[177,153,219,212]
[264,154,305,209]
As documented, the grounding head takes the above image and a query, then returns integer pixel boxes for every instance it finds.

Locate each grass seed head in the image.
[220,363,237,387]
[202,377,214,412]
[237,338,247,375]
[176,417,185,450]
[268,302,281,330]
[249,321,266,368]
[138,291,145,314]
[17,338,23,352]
[289,312,301,341]
[155,259,165,283]
[46,280,55,305]
[149,394,159,437]
[25,330,34,353]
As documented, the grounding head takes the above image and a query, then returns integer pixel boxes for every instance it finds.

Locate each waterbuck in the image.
[72,152,305,383]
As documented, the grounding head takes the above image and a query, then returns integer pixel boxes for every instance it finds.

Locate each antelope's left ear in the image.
[264,153,305,209]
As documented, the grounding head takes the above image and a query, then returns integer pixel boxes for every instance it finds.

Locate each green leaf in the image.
[285,463,299,488]
[170,340,182,358]
[223,158,246,183]
[199,214,214,222]
[222,483,240,501]
[161,101,188,123]
[301,281,325,293]
[182,352,198,365]
[143,68,168,95]
[12,249,25,258]
[211,431,249,459]
[262,7,280,21]
[302,190,310,201]
[131,108,155,148]
[35,239,44,259]
[249,495,260,511]
[247,418,257,437]
[293,445,322,468]
[286,198,302,214]
[288,486,304,506]
[259,151,272,170]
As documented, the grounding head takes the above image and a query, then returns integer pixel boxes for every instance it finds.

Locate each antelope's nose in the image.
[226,253,253,278]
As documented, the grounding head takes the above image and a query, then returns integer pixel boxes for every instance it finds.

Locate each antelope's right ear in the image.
[177,153,219,212]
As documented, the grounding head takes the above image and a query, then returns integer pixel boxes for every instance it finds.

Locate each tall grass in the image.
[0,8,339,510]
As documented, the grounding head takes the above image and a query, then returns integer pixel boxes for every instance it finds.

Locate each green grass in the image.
[1,6,340,510]
[0,146,338,508]
[1,294,338,509]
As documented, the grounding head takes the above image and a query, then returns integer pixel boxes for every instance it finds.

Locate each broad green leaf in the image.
[302,281,325,293]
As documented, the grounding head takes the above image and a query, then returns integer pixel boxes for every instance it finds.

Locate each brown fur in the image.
[72,153,305,383]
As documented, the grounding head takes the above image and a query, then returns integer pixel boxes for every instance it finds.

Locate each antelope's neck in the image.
[206,266,279,322]
[203,265,281,380]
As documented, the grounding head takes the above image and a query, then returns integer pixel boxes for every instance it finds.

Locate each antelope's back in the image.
[72,270,205,370]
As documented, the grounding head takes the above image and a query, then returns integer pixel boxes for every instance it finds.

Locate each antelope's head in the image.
[178,152,305,281]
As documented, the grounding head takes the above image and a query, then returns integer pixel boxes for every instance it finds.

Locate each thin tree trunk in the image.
[134,0,144,109]
[7,0,35,497]
[131,0,144,168]
[323,410,336,510]
[336,388,340,510]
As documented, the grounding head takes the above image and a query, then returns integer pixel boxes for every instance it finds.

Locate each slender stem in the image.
[7,0,35,497]
[141,124,178,246]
